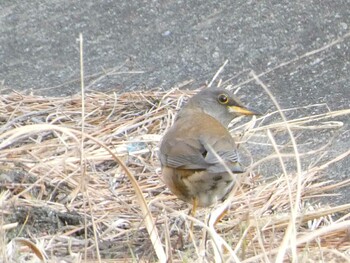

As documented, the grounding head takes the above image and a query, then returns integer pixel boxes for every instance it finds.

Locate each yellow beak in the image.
[228,106,261,116]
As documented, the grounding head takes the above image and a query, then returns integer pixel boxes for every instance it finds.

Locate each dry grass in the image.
[0,81,350,263]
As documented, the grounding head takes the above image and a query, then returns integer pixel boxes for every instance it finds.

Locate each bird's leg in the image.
[214,208,228,225]
[187,197,198,242]
[191,197,198,218]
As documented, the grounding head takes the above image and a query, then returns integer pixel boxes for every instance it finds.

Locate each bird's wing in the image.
[159,114,244,173]
[200,136,244,173]
[160,136,243,173]
[205,150,239,164]
[163,154,209,169]
[159,137,209,169]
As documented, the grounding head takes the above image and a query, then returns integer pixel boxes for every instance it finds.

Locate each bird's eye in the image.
[218,94,229,104]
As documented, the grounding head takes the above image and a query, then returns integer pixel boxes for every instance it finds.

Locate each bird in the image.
[159,87,259,214]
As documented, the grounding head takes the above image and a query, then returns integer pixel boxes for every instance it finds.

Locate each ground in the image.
[1,0,349,203]
[0,1,349,261]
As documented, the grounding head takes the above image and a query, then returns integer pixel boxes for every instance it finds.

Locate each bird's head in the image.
[183,87,260,126]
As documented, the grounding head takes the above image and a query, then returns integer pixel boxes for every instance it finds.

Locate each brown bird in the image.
[159,87,259,213]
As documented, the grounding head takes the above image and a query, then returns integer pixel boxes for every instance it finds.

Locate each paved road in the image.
[0,1,349,204]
